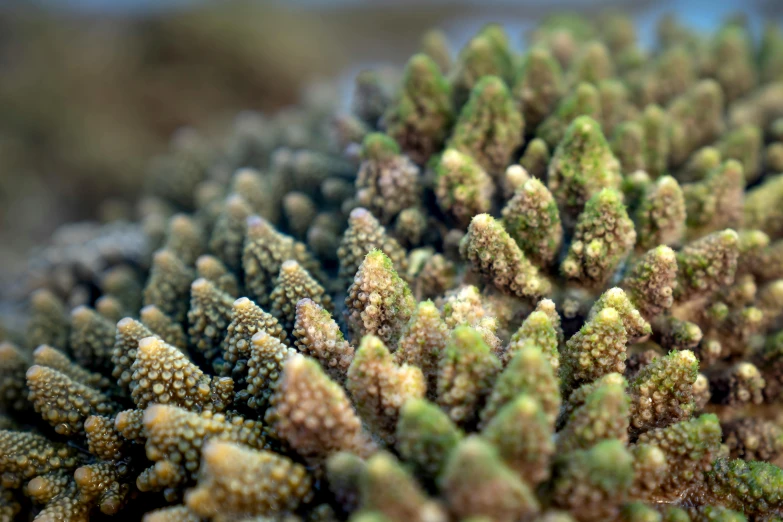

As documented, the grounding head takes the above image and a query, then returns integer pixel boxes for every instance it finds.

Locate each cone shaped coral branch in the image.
[265,355,374,463]
[461,214,551,299]
[345,249,415,347]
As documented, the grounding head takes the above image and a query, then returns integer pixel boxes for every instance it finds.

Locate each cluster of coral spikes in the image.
[4,10,783,522]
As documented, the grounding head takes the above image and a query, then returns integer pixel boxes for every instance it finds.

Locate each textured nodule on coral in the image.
[114,408,146,443]
[31,478,91,522]
[140,403,265,492]
[547,116,621,224]
[598,80,635,139]
[359,451,446,522]
[481,339,560,430]
[69,305,116,376]
[550,439,634,521]
[195,254,239,297]
[243,214,323,307]
[439,285,491,329]
[222,296,286,392]
[699,458,783,516]
[146,142,207,210]
[395,398,462,482]
[560,307,628,394]
[569,41,613,87]
[338,208,408,283]
[461,214,551,299]
[561,188,636,288]
[505,310,559,369]
[622,246,678,320]
[420,29,451,74]
[27,288,70,351]
[0,430,82,488]
[557,372,625,428]
[395,300,449,393]
[674,229,739,304]
[353,69,392,127]
[587,287,651,343]
[537,82,601,149]
[292,298,353,384]
[635,176,686,252]
[187,277,235,368]
[130,336,227,412]
[722,417,783,462]
[143,249,195,325]
[244,329,295,411]
[345,249,415,347]
[628,350,698,435]
[112,317,158,393]
[708,362,766,407]
[451,25,513,109]
[164,214,205,267]
[681,146,722,183]
[96,295,124,322]
[501,164,531,200]
[440,436,540,522]
[347,335,425,443]
[449,75,523,178]
[265,354,373,464]
[634,414,722,501]
[627,443,668,505]
[84,414,128,461]
[209,194,253,273]
[654,316,703,353]
[185,440,312,518]
[435,148,495,229]
[558,373,630,454]
[140,305,187,352]
[270,260,332,333]
[35,344,109,390]
[26,364,116,436]
[0,342,30,414]
[437,326,501,427]
[736,228,770,277]
[668,80,725,167]
[282,191,317,240]
[612,121,645,175]
[683,159,745,240]
[326,451,367,514]
[482,393,555,486]
[231,167,280,222]
[394,206,429,248]
[25,470,72,505]
[520,138,550,181]
[502,178,563,267]
[745,173,783,238]
[355,133,420,224]
[639,105,670,180]
[74,460,134,515]
[512,47,564,131]
[384,53,452,165]
[719,124,762,184]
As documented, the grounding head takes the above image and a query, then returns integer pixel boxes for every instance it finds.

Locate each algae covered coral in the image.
[3,10,783,522]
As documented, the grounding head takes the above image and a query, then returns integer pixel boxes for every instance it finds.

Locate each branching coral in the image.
[185,440,313,519]
[4,13,783,522]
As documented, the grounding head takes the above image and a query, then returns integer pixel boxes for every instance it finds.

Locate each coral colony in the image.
[5,11,783,522]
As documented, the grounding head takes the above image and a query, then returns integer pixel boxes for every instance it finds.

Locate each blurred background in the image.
[0,0,781,293]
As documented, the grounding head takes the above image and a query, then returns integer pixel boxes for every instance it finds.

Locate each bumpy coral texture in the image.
[4,14,783,522]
